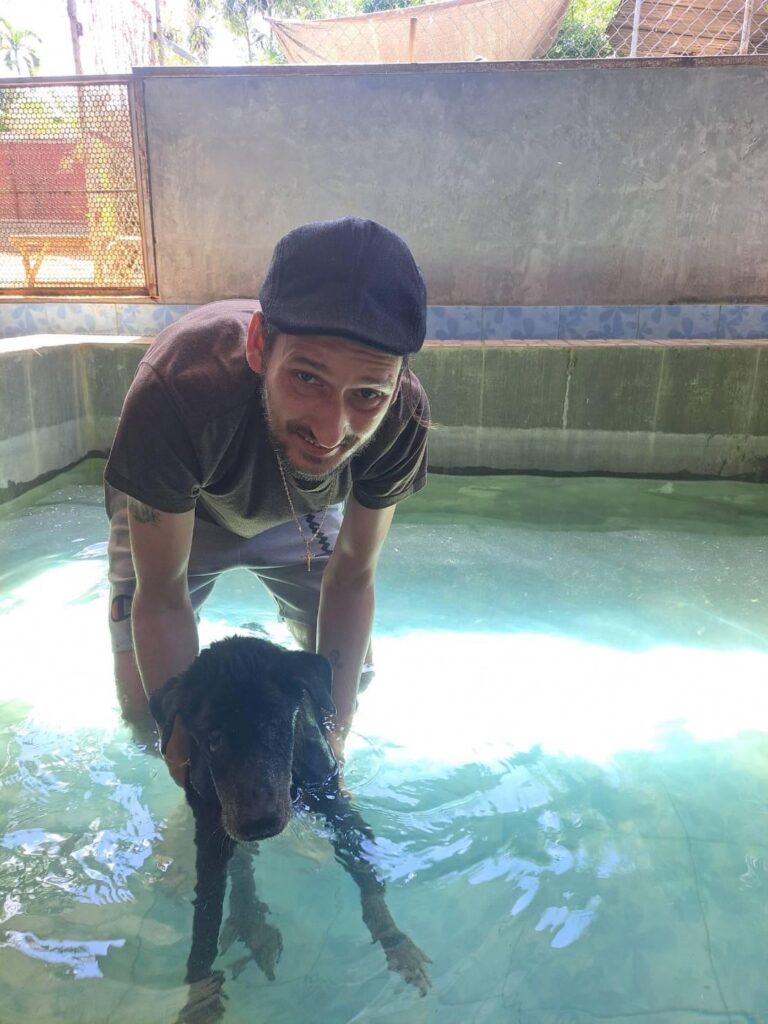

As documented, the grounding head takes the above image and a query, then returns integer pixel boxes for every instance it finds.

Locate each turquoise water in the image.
[1,461,767,1023]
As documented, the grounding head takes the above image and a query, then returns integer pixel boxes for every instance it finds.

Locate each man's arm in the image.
[316,496,397,756]
[127,499,198,783]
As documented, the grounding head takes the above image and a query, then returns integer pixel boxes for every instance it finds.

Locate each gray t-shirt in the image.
[105,300,429,538]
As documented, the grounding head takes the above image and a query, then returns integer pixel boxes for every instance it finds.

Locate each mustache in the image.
[285,422,360,451]
[262,386,376,483]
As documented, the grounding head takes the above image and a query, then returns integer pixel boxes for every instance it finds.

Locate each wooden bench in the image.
[9,233,142,286]
[9,234,92,286]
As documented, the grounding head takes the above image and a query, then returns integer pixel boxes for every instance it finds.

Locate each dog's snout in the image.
[220,779,292,842]
[237,814,285,841]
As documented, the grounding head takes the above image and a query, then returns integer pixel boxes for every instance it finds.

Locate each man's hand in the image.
[162,720,191,787]
[127,499,198,790]
[325,725,350,796]
[326,726,346,764]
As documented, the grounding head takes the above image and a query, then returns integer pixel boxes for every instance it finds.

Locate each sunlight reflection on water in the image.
[1,471,767,1022]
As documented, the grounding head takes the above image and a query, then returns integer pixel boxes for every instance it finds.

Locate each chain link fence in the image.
[63,0,768,69]
[269,0,768,63]
[0,80,147,295]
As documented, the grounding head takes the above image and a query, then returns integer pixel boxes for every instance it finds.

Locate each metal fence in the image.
[0,79,148,295]
[67,0,768,70]
[268,0,768,64]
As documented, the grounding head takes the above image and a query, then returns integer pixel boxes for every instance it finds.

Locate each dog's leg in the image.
[220,844,283,980]
[186,807,235,982]
[307,793,431,996]
[176,802,235,1024]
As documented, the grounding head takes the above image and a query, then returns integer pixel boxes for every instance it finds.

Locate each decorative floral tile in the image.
[718,304,768,339]
[152,304,197,330]
[115,304,156,336]
[0,304,51,338]
[116,304,196,337]
[559,306,639,340]
[44,303,118,335]
[638,305,720,340]
[483,307,559,340]
[426,306,483,340]
[6,301,768,346]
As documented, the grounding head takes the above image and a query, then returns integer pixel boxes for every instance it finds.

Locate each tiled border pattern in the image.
[1,302,768,341]
[0,303,197,340]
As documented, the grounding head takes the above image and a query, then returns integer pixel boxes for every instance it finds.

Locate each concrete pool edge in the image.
[2,334,768,503]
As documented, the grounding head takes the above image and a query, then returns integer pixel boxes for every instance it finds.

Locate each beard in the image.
[263,387,373,486]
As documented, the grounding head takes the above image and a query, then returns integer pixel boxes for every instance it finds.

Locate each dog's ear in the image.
[289,651,336,721]
[148,674,185,755]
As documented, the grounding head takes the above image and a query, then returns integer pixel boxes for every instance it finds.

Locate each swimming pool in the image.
[1,461,767,1022]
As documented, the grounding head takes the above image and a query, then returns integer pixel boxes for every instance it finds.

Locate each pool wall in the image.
[3,325,767,503]
[133,61,768,307]
[2,59,768,500]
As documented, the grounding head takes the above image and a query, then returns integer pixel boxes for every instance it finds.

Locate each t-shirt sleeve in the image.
[352,374,430,510]
[104,363,203,513]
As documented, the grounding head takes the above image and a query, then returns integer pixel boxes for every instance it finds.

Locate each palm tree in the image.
[0,17,42,76]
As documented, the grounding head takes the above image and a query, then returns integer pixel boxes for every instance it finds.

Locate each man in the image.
[105,217,429,785]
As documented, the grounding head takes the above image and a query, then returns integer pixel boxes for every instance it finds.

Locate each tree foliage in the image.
[186,0,217,61]
[0,16,42,76]
[546,0,620,58]
[219,0,364,63]
[220,0,265,63]
[357,0,422,13]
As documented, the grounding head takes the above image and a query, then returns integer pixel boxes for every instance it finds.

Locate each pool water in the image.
[1,461,767,1023]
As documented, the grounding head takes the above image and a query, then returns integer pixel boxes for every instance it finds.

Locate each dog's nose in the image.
[238,815,284,841]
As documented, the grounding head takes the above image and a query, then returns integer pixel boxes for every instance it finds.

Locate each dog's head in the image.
[149,636,336,842]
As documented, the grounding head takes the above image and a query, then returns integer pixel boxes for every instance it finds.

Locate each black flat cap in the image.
[259,217,427,357]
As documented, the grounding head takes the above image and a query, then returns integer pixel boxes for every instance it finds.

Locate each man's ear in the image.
[148,675,185,755]
[246,311,266,374]
[290,651,336,721]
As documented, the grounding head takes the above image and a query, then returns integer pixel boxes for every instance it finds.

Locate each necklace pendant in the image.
[274,447,329,577]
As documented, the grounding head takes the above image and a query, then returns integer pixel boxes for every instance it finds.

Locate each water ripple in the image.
[0,931,125,979]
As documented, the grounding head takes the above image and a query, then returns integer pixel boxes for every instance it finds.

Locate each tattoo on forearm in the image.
[128,498,160,525]
[327,649,345,671]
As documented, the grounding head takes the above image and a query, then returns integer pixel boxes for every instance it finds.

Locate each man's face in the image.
[247,317,402,481]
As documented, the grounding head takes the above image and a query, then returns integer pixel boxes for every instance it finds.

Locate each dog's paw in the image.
[222,916,283,982]
[245,919,284,980]
[176,969,227,1024]
[381,933,432,996]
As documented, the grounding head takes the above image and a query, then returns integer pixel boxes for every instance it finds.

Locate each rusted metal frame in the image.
[0,73,132,89]
[0,75,151,298]
[7,189,138,195]
[128,75,158,298]
[0,286,152,298]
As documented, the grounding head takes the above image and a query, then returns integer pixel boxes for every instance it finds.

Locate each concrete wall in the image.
[3,336,767,503]
[139,59,768,307]
[0,337,145,501]
[414,340,768,477]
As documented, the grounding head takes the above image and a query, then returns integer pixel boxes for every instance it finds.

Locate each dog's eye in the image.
[207,730,224,753]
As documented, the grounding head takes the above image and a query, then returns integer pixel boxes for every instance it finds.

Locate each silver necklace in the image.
[275,452,331,573]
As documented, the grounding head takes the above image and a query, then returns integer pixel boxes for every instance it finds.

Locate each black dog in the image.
[150,635,430,1021]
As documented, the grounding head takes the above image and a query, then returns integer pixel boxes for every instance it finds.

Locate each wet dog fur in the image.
[150,635,430,1019]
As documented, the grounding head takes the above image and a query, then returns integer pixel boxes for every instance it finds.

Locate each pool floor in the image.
[1,462,767,1023]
